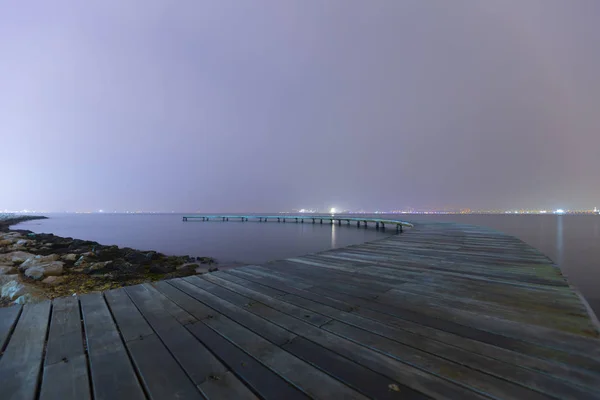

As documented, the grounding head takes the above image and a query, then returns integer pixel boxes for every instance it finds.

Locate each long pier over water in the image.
[1,221,599,399]
[183,214,412,232]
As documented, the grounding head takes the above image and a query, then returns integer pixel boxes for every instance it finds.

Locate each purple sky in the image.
[2,1,600,212]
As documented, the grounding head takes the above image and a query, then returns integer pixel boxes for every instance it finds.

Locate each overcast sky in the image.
[2,1,599,212]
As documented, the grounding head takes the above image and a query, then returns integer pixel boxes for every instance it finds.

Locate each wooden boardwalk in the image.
[1,222,599,399]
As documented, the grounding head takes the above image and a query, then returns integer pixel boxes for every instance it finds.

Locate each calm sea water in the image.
[13,213,600,316]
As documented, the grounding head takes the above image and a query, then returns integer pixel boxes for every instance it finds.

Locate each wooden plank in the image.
[201,314,367,399]
[138,283,197,325]
[0,305,21,353]
[307,286,600,373]
[126,334,203,399]
[204,276,484,399]
[227,283,534,399]
[199,371,259,399]
[0,301,51,400]
[79,293,145,400]
[40,297,91,400]
[104,288,154,342]
[212,270,288,297]
[321,320,556,400]
[154,280,216,320]
[224,267,600,392]
[282,336,428,399]
[125,284,257,398]
[223,269,355,312]
[44,297,85,365]
[104,287,202,399]
[39,355,90,400]
[201,273,332,327]
[187,321,309,400]
[171,278,296,346]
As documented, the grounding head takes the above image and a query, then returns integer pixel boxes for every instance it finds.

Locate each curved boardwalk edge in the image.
[1,221,599,400]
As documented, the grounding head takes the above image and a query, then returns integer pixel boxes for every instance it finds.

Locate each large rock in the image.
[24,261,64,280]
[1,251,35,264]
[62,253,78,262]
[0,266,18,275]
[20,254,61,271]
[1,278,27,300]
[86,261,114,274]
[24,267,45,280]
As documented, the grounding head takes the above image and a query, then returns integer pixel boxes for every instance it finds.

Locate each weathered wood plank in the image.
[40,297,91,400]
[125,284,257,398]
[44,297,85,365]
[0,301,51,400]
[171,277,296,346]
[201,273,332,327]
[39,355,90,400]
[0,305,21,353]
[220,266,600,392]
[154,280,216,320]
[126,334,203,399]
[79,293,145,400]
[187,321,309,400]
[307,286,600,373]
[201,314,367,399]
[202,275,485,399]
[282,336,428,399]
[104,288,202,399]
[104,288,154,342]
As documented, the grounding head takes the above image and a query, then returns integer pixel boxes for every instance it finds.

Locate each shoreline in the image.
[0,215,217,306]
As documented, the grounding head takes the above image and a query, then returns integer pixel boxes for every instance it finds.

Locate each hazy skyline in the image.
[2,1,600,212]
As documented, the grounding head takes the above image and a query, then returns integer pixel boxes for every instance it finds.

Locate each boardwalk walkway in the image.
[1,222,599,399]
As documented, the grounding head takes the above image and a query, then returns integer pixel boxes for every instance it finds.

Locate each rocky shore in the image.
[0,215,216,306]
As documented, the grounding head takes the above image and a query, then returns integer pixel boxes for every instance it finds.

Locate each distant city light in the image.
[330,207,337,214]
[554,209,565,214]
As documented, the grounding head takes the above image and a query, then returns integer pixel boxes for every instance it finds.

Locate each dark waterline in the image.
[13,213,600,317]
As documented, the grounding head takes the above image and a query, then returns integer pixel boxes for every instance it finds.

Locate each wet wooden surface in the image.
[1,222,599,399]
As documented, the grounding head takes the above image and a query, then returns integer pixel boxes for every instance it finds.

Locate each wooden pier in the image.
[182,215,412,232]
[1,221,599,399]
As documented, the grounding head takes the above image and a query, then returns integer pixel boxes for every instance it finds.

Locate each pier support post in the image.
[330,219,333,224]
[295,218,298,223]
[357,221,360,228]
[259,217,262,222]
[265,218,268,222]
[363,221,367,228]
[396,225,400,233]
[278,218,280,222]
[347,220,350,225]
[338,220,341,226]
[301,219,304,223]
[183,217,187,221]
[320,219,323,224]
[222,217,225,221]
[376,222,379,229]
[381,222,385,230]
[312,218,315,224]
[284,218,286,223]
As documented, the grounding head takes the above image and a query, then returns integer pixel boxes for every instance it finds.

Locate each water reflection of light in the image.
[331,223,337,248]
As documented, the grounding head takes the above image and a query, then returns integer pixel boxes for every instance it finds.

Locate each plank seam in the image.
[102,292,150,400]
[122,286,206,395]
[0,305,23,358]
[35,302,53,400]
[79,297,96,400]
